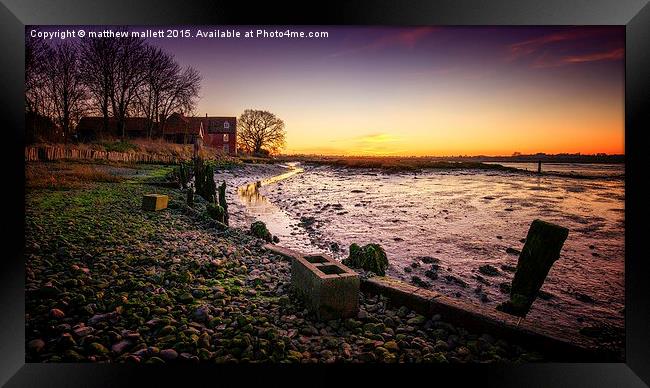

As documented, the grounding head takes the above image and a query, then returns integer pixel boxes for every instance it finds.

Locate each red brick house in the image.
[163,113,237,155]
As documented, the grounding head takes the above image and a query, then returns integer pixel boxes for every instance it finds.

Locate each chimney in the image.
[205,113,208,118]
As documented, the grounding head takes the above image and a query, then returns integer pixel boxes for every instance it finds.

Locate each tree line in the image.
[25,32,201,142]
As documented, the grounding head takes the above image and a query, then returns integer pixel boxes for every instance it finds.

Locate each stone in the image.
[160,348,178,360]
[384,340,399,352]
[28,339,45,353]
[89,342,109,355]
[478,264,500,276]
[497,219,569,317]
[142,194,169,211]
[49,308,65,319]
[111,340,132,354]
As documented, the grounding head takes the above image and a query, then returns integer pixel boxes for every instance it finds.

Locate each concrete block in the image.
[142,194,169,211]
[265,245,359,320]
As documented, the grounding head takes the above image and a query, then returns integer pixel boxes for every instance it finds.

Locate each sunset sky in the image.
[48,26,627,156]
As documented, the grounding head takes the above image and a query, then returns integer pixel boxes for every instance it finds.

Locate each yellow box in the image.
[142,194,169,211]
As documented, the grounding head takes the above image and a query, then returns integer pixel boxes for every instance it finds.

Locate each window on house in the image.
[223,133,229,142]
[223,145,229,153]
[224,121,230,129]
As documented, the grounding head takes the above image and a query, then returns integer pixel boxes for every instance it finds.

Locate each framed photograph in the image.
[2,0,649,386]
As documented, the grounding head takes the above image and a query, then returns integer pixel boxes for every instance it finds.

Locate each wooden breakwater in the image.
[25,145,181,164]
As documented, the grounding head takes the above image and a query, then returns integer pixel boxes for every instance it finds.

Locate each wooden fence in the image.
[25,145,181,164]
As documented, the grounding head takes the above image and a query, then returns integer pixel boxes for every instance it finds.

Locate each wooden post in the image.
[497,219,568,317]
[537,161,542,174]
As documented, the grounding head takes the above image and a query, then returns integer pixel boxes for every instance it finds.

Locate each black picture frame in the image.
[1,0,648,386]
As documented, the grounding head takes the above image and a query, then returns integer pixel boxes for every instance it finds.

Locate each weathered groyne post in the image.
[497,219,569,317]
[218,181,229,226]
[537,161,542,174]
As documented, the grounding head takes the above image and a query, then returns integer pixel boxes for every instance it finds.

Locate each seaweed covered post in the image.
[206,203,226,224]
[342,243,389,276]
[497,219,569,317]
[218,181,229,226]
[186,184,194,207]
[251,221,273,242]
[194,157,217,203]
[176,162,191,189]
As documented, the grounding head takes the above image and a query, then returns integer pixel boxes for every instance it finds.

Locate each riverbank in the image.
[26,161,548,363]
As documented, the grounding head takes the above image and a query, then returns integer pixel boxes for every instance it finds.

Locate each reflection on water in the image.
[234,163,321,254]
[237,163,304,211]
[238,181,267,208]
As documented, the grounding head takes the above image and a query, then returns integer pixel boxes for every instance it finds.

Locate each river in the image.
[215,162,625,347]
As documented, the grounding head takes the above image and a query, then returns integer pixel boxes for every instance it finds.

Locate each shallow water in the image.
[216,162,625,343]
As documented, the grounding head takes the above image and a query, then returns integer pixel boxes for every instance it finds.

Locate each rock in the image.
[499,282,511,294]
[193,306,210,322]
[411,276,430,288]
[342,243,389,276]
[397,306,410,318]
[49,308,65,319]
[424,269,438,280]
[456,346,471,357]
[89,342,109,355]
[575,293,594,303]
[88,312,118,326]
[384,340,399,352]
[407,315,426,325]
[444,275,467,288]
[505,247,521,255]
[287,350,303,361]
[74,326,95,337]
[177,292,194,304]
[160,348,178,361]
[478,264,500,276]
[28,339,45,353]
[500,264,517,273]
[272,235,280,243]
[419,256,439,264]
[57,333,76,349]
[198,333,210,349]
[433,340,448,352]
[111,340,132,354]
[358,352,377,362]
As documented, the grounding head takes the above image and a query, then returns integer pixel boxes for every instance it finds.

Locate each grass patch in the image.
[26,162,123,190]
[101,141,139,153]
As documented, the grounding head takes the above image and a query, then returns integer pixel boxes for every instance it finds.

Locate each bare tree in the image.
[158,66,201,137]
[25,36,51,115]
[25,36,53,141]
[135,46,182,139]
[110,36,148,139]
[79,37,118,140]
[238,109,286,155]
[44,41,88,141]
